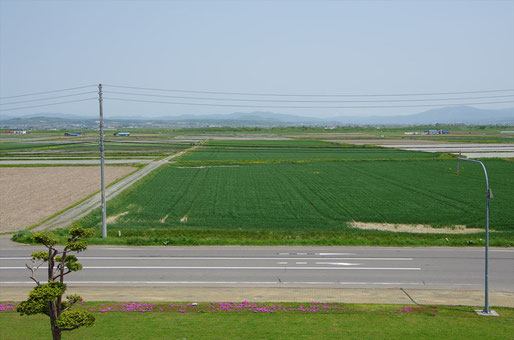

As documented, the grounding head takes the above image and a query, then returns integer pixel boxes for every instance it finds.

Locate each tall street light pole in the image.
[457,154,497,316]
[98,84,107,238]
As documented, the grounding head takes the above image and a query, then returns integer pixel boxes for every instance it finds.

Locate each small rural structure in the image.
[425,129,450,135]
[4,129,27,135]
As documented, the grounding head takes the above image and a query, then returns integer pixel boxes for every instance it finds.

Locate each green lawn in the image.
[1,303,512,340]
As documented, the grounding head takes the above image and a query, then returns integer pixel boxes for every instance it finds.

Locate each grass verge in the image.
[11,227,514,247]
[0,302,512,339]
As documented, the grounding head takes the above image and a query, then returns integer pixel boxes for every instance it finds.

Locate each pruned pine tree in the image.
[17,227,96,340]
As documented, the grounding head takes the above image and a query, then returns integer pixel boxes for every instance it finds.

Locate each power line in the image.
[103,90,514,103]
[104,84,514,98]
[0,98,97,112]
[104,97,514,109]
[0,91,98,106]
[2,84,512,112]
[0,85,97,99]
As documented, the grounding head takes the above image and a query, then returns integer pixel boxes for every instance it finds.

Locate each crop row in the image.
[180,146,439,162]
[78,159,514,232]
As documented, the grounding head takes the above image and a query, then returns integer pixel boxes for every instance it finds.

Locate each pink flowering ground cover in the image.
[84,302,438,315]
[0,302,16,312]
[0,301,438,316]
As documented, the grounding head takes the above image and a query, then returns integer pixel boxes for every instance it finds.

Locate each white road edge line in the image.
[0,281,478,286]
[0,266,421,270]
[316,262,360,266]
[0,257,413,261]
[318,253,355,256]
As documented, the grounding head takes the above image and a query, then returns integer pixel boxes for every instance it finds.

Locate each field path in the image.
[32,147,197,232]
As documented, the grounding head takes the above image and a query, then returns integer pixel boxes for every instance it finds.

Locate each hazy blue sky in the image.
[1,0,513,118]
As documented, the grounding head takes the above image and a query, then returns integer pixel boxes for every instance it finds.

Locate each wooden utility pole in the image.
[98,84,107,238]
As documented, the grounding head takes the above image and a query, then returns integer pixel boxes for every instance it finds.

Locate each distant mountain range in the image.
[1,106,513,128]
[330,106,514,125]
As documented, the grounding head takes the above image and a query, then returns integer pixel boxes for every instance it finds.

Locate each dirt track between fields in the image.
[0,167,134,232]
[31,147,196,232]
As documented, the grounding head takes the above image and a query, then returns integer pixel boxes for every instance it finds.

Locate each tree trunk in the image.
[49,301,61,340]
[51,326,61,340]
[47,248,61,339]
[50,312,61,340]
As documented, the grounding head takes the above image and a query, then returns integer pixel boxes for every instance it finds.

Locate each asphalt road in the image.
[1,245,513,291]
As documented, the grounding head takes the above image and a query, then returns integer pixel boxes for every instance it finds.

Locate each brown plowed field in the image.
[0,166,134,232]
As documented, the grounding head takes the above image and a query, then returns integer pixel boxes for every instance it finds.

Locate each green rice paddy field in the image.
[26,139,514,246]
[0,139,194,161]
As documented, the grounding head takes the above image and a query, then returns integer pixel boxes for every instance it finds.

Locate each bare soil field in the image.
[0,166,134,232]
[349,221,484,234]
